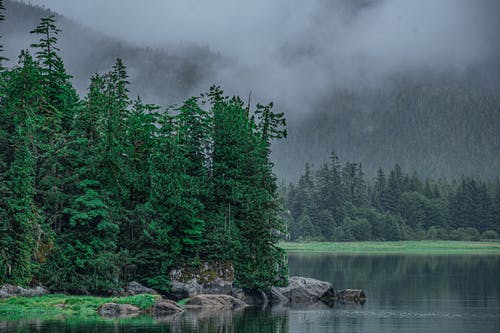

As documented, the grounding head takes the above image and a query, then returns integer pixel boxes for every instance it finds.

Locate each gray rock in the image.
[337,289,366,302]
[276,276,334,304]
[185,294,248,309]
[168,262,234,299]
[126,281,158,295]
[270,286,289,304]
[202,279,233,295]
[151,299,184,316]
[170,279,202,299]
[0,285,15,298]
[230,287,267,306]
[97,303,141,317]
[0,284,48,298]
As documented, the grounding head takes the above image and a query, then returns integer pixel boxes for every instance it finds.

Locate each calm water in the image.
[1,254,500,332]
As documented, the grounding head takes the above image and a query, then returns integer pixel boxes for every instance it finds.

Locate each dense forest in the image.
[0,5,288,294]
[3,1,499,182]
[282,152,500,241]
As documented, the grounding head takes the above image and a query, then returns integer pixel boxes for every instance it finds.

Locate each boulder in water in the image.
[337,289,366,302]
[276,276,334,304]
[151,299,184,316]
[97,303,141,317]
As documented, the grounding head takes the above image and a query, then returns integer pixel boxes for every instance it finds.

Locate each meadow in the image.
[280,241,500,255]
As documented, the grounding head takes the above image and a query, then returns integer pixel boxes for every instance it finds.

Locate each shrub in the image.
[481,230,499,240]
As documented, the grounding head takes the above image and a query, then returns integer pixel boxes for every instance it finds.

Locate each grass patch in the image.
[177,298,189,306]
[0,294,161,320]
[280,241,500,255]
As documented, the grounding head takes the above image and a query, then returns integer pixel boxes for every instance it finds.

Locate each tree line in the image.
[0,6,287,294]
[282,152,500,242]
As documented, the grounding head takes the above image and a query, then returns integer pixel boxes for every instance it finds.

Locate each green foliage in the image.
[0,10,288,294]
[281,241,500,255]
[0,294,161,318]
[283,152,498,242]
[0,51,43,284]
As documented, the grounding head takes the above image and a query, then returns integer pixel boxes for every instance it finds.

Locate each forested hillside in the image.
[3,0,499,182]
[282,152,500,241]
[1,0,226,104]
[0,5,287,293]
[274,84,500,180]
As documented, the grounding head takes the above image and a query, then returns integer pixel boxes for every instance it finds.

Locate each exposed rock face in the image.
[169,262,234,299]
[202,279,233,295]
[185,294,248,309]
[275,276,334,304]
[126,281,158,295]
[151,299,184,316]
[0,284,49,298]
[97,303,141,317]
[170,279,203,299]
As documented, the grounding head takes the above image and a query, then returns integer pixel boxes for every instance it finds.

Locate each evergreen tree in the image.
[209,88,287,289]
[0,0,9,71]
[135,110,204,292]
[40,73,120,293]
[0,52,42,284]
[342,162,366,207]
[30,16,79,234]
[372,167,387,211]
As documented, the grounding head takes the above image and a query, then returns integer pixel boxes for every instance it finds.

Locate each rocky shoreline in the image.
[1,276,365,318]
[1,262,365,318]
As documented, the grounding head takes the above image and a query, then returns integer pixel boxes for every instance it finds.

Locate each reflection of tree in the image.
[288,254,500,307]
[1,307,290,333]
[3,255,498,331]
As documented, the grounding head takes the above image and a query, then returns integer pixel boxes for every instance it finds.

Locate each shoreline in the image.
[0,294,162,320]
[280,240,500,255]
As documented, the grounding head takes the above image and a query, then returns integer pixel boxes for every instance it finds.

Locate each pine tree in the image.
[29,16,79,234]
[208,88,287,289]
[0,0,9,71]
[136,110,204,292]
[342,162,366,207]
[0,52,42,285]
[40,73,120,293]
[372,167,387,211]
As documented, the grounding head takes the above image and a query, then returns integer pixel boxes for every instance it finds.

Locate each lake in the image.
[1,253,499,332]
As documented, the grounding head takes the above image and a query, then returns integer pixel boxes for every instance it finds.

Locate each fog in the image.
[4,0,500,180]
[19,0,500,118]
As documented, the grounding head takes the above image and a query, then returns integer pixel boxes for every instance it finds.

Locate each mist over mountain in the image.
[2,0,228,105]
[3,0,500,180]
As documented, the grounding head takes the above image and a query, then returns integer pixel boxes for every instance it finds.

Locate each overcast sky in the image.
[19,0,500,114]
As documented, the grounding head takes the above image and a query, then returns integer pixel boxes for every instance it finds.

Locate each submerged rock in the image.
[185,294,248,309]
[126,281,158,295]
[337,289,366,302]
[151,299,184,316]
[276,276,334,304]
[0,284,48,298]
[97,303,141,317]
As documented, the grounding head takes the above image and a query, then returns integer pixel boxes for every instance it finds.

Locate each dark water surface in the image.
[2,254,499,332]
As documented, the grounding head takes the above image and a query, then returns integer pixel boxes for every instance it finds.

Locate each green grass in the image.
[280,241,500,255]
[0,294,162,320]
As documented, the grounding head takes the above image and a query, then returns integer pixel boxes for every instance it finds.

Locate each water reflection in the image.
[0,307,289,333]
[1,255,499,333]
